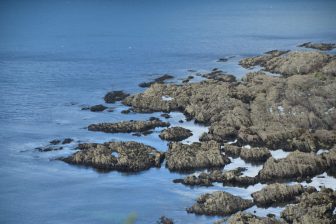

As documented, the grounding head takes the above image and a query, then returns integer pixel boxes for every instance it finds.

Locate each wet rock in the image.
[88,118,170,133]
[186,191,253,216]
[258,151,329,182]
[227,212,284,224]
[298,42,336,51]
[251,183,315,207]
[60,141,164,172]
[173,168,257,187]
[104,91,130,103]
[157,216,174,224]
[139,74,174,88]
[281,188,336,224]
[62,138,74,144]
[36,146,63,152]
[159,127,192,141]
[240,147,271,163]
[121,109,132,114]
[50,139,61,145]
[89,104,107,112]
[165,141,230,172]
[182,75,194,83]
[160,113,171,119]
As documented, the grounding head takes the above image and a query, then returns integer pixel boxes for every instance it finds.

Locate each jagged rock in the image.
[62,138,73,144]
[104,91,130,103]
[223,144,241,157]
[239,50,289,69]
[186,191,253,216]
[173,168,257,187]
[157,216,174,224]
[227,212,284,224]
[165,141,230,171]
[281,188,336,224]
[88,118,170,133]
[139,74,174,88]
[240,147,271,163]
[60,141,164,172]
[50,139,61,145]
[251,183,316,207]
[89,104,107,112]
[159,127,192,141]
[298,42,336,51]
[258,151,329,181]
[124,50,336,153]
[36,146,63,152]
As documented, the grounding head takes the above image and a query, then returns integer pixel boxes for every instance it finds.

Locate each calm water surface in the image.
[1,0,336,223]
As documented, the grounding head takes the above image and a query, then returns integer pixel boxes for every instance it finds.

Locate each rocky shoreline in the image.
[40,43,336,223]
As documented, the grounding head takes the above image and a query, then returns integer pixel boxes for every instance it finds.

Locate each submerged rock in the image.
[60,141,164,172]
[281,188,336,224]
[165,141,230,172]
[62,138,74,144]
[89,104,107,112]
[104,91,130,103]
[227,212,283,224]
[298,42,336,51]
[50,139,61,145]
[251,183,315,207]
[186,191,253,216]
[159,127,192,141]
[88,118,170,133]
[139,74,174,88]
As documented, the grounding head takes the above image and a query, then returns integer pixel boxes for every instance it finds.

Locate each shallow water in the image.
[1,0,336,223]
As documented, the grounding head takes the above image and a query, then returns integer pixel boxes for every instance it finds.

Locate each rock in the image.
[258,151,329,182]
[281,188,336,224]
[36,146,63,152]
[227,212,284,224]
[160,113,171,119]
[240,147,271,163]
[182,75,194,83]
[223,144,241,157]
[157,216,174,224]
[239,50,289,69]
[123,50,336,154]
[173,168,257,187]
[298,42,336,51]
[139,74,174,88]
[251,183,314,207]
[165,141,230,172]
[60,141,164,172]
[121,109,132,114]
[159,127,192,141]
[62,138,73,144]
[89,104,107,112]
[202,70,236,82]
[186,191,253,216]
[104,91,130,103]
[50,139,61,145]
[88,118,170,134]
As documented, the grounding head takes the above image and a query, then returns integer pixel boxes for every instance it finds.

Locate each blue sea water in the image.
[1,0,336,223]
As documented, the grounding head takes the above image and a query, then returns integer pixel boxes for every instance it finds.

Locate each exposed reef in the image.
[60,141,164,172]
[88,118,170,134]
[298,42,336,51]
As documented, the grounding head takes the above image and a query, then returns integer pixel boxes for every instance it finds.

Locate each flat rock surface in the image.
[165,141,230,172]
[60,141,164,172]
[186,191,253,216]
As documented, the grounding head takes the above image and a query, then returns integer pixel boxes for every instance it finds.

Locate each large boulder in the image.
[159,127,192,141]
[104,91,130,103]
